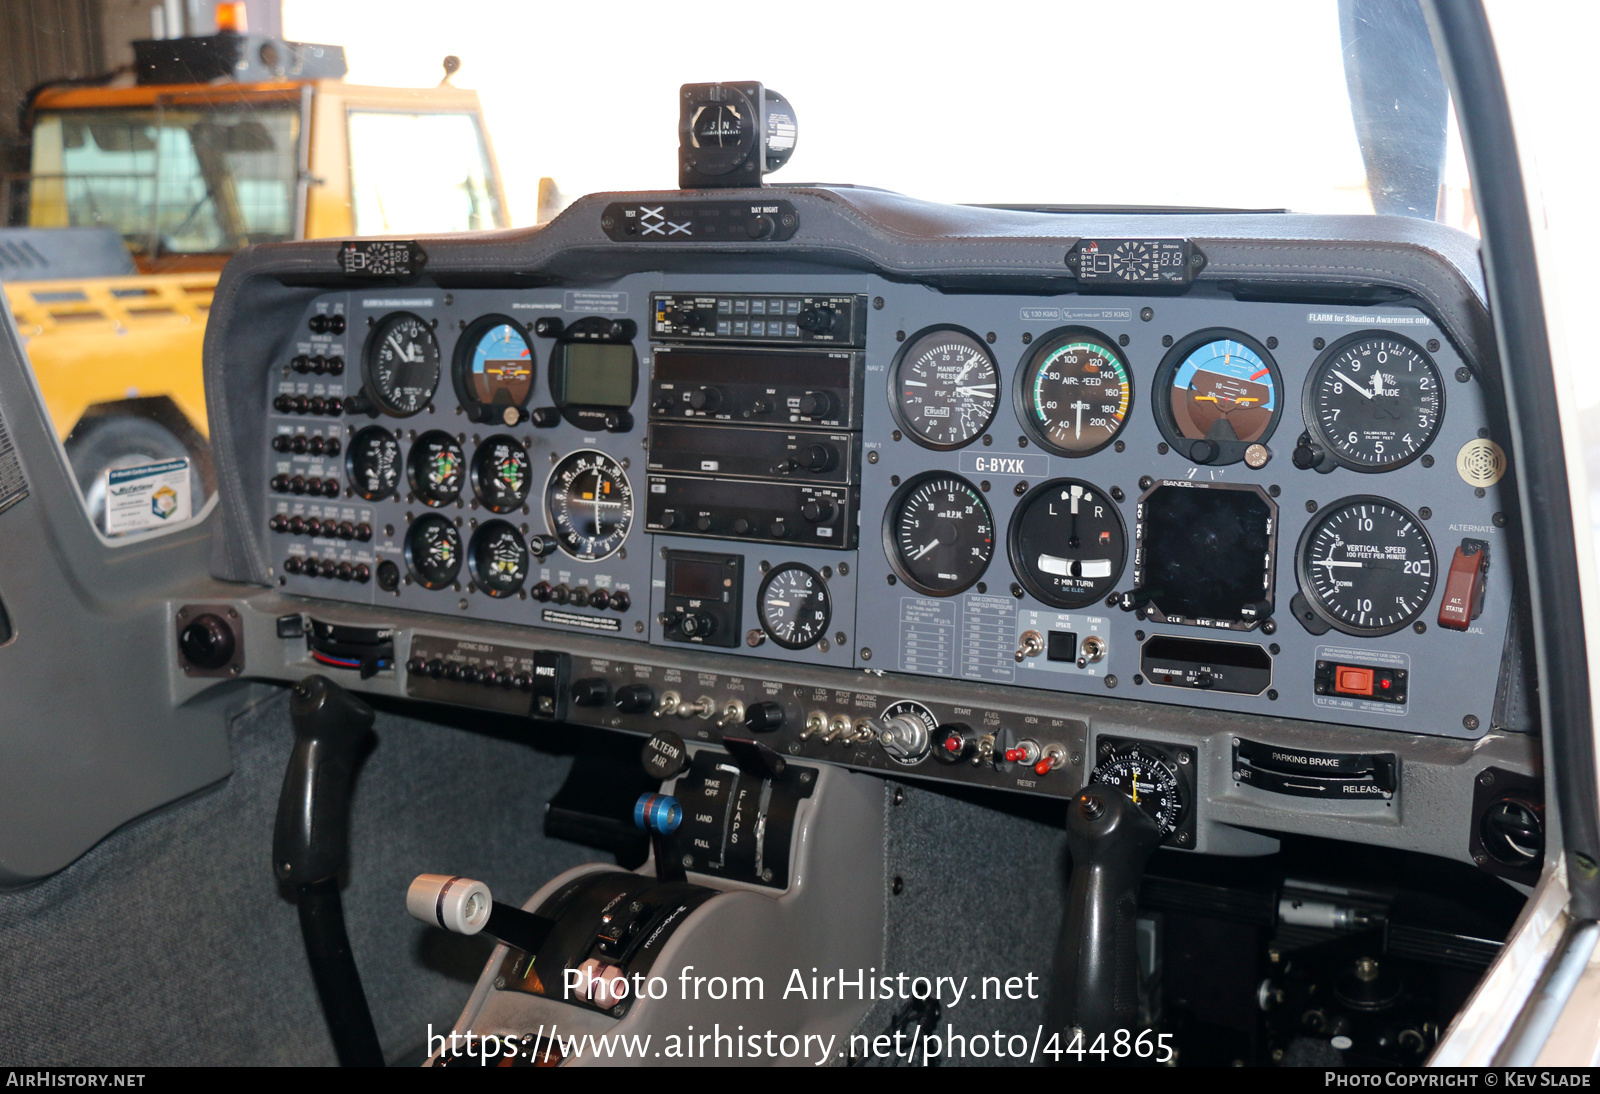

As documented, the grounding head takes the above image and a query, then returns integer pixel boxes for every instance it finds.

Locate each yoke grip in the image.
[272,674,375,886]
[1049,786,1163,1038]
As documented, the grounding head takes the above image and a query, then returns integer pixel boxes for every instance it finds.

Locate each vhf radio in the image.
[644,292,865,550]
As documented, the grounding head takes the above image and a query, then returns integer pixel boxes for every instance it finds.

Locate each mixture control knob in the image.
[796,390,834,420]
[688,386,722,412]
[678,612,716,639]
[614,685,656,714]
[742,701,786,733]
[801,497,837,524]
[796,305,836,334]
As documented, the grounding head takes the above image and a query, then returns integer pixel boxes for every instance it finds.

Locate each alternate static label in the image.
[105,458,190,534]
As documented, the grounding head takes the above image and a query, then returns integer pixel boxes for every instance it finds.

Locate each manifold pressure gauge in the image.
[1090,744,1186,838]
[890,327,998,450]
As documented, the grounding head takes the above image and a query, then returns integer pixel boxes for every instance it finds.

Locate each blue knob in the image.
[634,793,682,835]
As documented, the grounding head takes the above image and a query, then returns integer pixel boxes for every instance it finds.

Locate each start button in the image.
[1335,666,1375,696]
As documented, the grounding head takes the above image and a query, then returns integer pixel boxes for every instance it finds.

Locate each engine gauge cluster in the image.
[408,431,465,506]
[469,520,531,598]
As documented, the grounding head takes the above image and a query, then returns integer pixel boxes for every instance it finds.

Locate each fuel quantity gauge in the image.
[469,520,530,597]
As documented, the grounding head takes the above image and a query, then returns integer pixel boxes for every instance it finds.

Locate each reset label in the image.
[105,458,190,534]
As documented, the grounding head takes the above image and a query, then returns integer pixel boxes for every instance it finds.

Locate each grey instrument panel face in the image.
[262,274,1511,741]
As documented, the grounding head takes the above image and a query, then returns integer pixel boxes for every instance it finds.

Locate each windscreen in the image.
[285,0,1474,233]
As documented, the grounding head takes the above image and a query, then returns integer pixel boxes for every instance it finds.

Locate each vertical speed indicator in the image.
[1295,497,1436,636]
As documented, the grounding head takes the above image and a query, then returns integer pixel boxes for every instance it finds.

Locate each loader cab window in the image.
[27,106,300,256]
[346,110,501,234]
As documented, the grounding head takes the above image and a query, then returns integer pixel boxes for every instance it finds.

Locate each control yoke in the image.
[1049,785,1163,1039]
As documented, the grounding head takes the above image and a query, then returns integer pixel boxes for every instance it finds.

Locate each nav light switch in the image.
[1439,539,1490,631]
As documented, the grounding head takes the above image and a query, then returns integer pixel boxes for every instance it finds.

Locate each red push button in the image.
[1335,666,1375,697]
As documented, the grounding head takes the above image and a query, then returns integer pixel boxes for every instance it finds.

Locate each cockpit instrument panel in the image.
[259,266,1514,751]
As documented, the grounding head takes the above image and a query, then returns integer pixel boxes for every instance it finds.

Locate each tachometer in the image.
[1295,496,1436,636]
[1304,331,1444,471]
[407,430,465,506]
[545,450,633,561]
[404,514,462,590]
[1154,330,1282,465]
[1008,478,1127,608]
[890,327,998,450]
[884,472,994,597]
[363,312,440,417]
[1017,329,1132,456]
[470,435,531,513]
[345,426,401,501]
[758,563,831,649]
[469,520,530,597]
